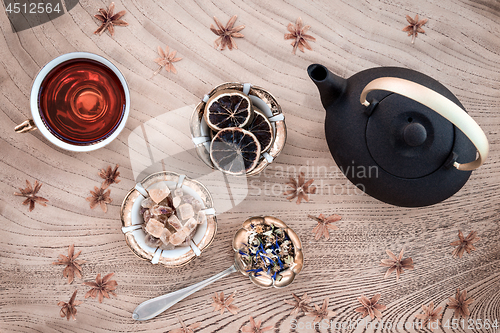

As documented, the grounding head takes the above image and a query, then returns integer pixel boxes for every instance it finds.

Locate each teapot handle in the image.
[360,77,489,171]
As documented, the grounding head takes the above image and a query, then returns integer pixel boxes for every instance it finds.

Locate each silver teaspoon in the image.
[132,265,237,321]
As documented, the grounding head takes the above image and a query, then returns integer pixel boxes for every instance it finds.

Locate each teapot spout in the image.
[307,64,347,110]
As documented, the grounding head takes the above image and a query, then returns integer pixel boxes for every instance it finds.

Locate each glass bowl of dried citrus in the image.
[120,171,217,267]
[190,83,286,176]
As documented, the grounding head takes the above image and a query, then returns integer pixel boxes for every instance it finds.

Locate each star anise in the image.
[241,316,273,333]
[450,230,480,258]
[380,248,414,281]
[58,290,83,321]
[284,17,316,54]
[52,244,87,284]
[14,180,48,212]
[83,273,118,303]
[153,46,182,76]
[168,314,202,333]
[211,291,239,315]
[284,172,316,204]
[305,297,337,322]
[94,2,128,37]
[402,14,428,44]
[415,301,443,330]
[86,186,112,213]
[355,294,387,321]
[210,15,245,50]
[284,292,314,315]
[98,164,121,189]
[309,214,340,240]
[447,288,474,318]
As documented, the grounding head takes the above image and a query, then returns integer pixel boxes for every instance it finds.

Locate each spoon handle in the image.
[132,265,237,321]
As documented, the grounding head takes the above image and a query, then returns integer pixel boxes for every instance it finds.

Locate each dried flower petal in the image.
[355,293,387,321]
[450,230,480,258]
[210,15,245,50]
[284,17,316,54]
[98,164,120,189]
[309,214,340,240]
[52,245,87,284]
[83,273,118,303]
[380,248,414,281]
[284,292,314,315]
[415,301,442,330]
[284,172,316,204]
[447,288,474,318]
[94,2,128,37]
[211,291,239,315]
[168,314,202,333]
[86,186,112,213]
[402,14,428,44]
[153,45,182,76]
[58,290,83,320]
[14,180,48,212]
[305,297,336,322]
[241,316,273,333]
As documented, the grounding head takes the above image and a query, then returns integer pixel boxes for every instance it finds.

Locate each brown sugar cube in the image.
[169,229,188,246]
[196,211,207,225]
[145,218,164,238]
[160,228,172,245]
[167,214,183,231]
[148,187,171,204]
[184,217,198,231]
[173,196,182,208]
[159,242,175,251]
[181,226,192,236]
[178,203,195,220]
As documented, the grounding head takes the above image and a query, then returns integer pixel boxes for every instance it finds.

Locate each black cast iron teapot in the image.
[308,64,489,207]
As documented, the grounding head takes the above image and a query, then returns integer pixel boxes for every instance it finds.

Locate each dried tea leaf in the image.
[83,273,118,303]
[14,180,48,212]
[305,297,336,322]
[94,2,128,37]
[211,291,239,315]
[402,14,428,44]
[210,15,245,50]
[354,294,387,321]
[309,214,340,240]
[58,290,83,320]
[284,172,316,204]
[284,17,316,54]
[52,245,87,284]
[380,248,414,280]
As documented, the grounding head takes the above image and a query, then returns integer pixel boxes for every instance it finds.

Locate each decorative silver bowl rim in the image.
[232,216,304,288]
[190,82,287,176]
[120,171,217,267]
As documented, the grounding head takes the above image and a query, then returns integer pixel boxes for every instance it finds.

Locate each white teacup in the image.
[15,52,130,152]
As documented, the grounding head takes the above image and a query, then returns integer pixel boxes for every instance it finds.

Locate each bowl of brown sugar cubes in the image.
[120,171,217,267]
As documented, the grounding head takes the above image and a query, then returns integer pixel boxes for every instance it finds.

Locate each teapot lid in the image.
[365,93,455,178]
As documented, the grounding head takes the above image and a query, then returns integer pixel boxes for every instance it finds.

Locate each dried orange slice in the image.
[204,90,253,131]
[210,128,261,175]
[247,109,274,152]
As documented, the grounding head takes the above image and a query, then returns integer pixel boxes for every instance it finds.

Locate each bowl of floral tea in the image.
[233,216,303,288]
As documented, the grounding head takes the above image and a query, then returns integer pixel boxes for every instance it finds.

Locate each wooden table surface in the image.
[1,0,499,332]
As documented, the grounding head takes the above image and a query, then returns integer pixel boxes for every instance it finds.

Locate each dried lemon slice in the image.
[210,127,261,175]
[247,109,274,153]
[204,90,253,131]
